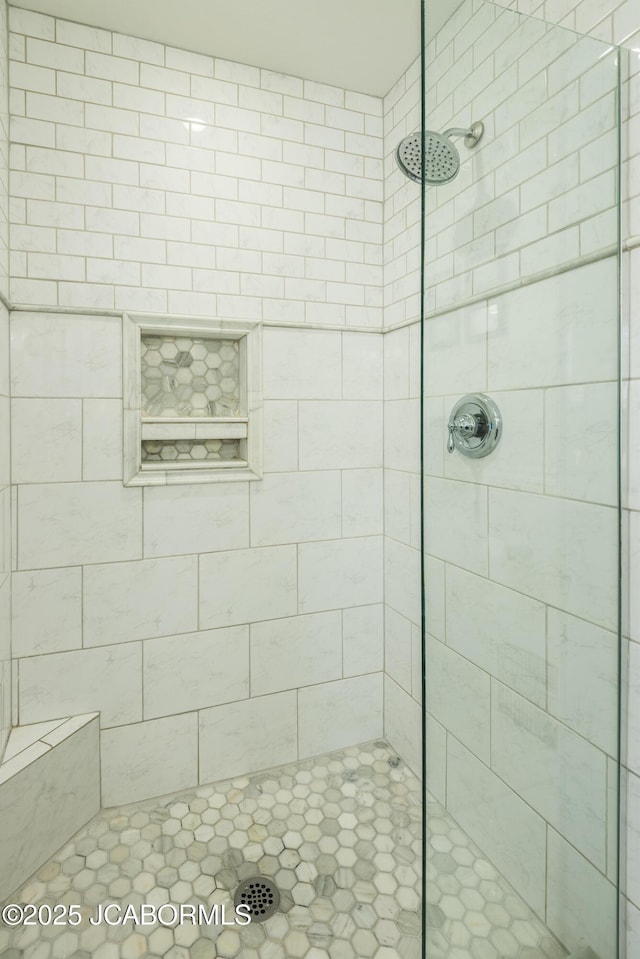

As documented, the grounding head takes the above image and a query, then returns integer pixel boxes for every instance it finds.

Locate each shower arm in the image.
[442,121,484,148]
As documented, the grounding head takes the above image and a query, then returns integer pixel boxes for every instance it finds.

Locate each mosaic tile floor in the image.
[0,740,566,959]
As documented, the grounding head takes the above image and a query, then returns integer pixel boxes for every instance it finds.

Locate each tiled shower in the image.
[0,0,639,958]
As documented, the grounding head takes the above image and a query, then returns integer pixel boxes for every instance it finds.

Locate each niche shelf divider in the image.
[123,313,263,486]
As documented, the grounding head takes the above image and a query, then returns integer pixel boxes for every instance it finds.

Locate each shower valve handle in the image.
[447,394,502,458]
[447,412,486,453]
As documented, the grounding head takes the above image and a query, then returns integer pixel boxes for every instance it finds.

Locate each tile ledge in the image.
[1,713,99,785]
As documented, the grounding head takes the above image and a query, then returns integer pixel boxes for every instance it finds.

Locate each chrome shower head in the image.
[396,121,484,184]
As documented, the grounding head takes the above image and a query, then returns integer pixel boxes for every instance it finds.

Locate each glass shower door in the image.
[421,2,621,957]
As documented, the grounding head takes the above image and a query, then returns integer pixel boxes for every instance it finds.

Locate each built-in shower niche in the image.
[123,314,262,486]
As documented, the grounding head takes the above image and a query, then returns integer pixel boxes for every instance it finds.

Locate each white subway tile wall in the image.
[8,5,383,327]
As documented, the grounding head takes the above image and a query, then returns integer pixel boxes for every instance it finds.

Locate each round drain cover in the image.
[234,877,280,922]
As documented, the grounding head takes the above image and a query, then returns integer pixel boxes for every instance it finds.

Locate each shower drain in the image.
[234,876,280,922]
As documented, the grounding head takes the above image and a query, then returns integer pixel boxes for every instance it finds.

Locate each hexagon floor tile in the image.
[0,740,566,958]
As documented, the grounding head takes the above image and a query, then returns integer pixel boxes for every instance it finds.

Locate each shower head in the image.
[396,121,484,184]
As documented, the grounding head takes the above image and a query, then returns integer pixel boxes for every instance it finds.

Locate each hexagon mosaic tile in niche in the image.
[141,438,242,463]
[141,335,240,417]
[0,741,566,959]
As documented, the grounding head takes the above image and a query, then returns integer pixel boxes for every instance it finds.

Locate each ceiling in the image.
[10,0,462,97]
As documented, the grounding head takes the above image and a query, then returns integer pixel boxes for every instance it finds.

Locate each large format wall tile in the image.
[250,471,341,547]
[143,483,250,557]
[298,401,383,470]
[263,328,342,399]
[12,567,82,656]
[83,555,197,646]
[101,713,198,806]
[425,476,488,575]
[488,259,618,390]
[427,636,491,764]
[546,608,618,755]
[489,487,618,629]
[298,673,383,756]
[446,565,546,707]
[546,827,617,959]
[19,643,142,728]
[11,313,122,397]
[11,398,82,483]
[492,682,607,871]
[200,545,297,628]
[447,736,547,917]
[18,481,142,569]
[144,626,249,719]
[199,691,297,783]
[298,536,383,613]
[250,611,342,696]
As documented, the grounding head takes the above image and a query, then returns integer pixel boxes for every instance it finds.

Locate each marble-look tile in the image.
[342,603,383,676]
[446,565,546,707]
[547,608,618,755]
[546,827,617,959]
[0,716,100,902]
[342,468,383,536]
[424,301,487,397]
[489,487,618,629]
[425,715,446,804]
[427,634,491,764]
[298,535,383,613]
[19,643,142,728]
[488,259,617,390]
[298,400,383,470]
[628,640,640,778]
[385,605,413,693]
[262,400,298,472]
[12,567,82,656]
[101,714,198,806]
[4,719,65,760]
[11,313,122,397]
[384,398,420,474]
[263,328,342,399]
[18,481,142,569]
[628,379,640,511]
[384,675,422,779]
[444,388,545,493]
[144,626,249,719]
[250,470,341,546]
[627,768,640,913]
[492,681,608,870]
[425,476,488,575]
[143,483,249,557]
[250,611,342,696]
[545,382,618,505]
[385,538,421,625]
[0,305,8,397]
[446,735,547,917]
[424,395,444,477]
[82,398,123,480]
[11,398,82,483]
[41,712,100,747]
[631,511,640,645]
[342,331,383,399]
[83,555,197,645]
[424,555,445,641]
[0,397,9,491]
[298,673,383,756]
[384,326,410,400]
[199,691,297,783]
[200,545,297,629]
[384,469,412,546]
